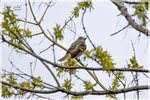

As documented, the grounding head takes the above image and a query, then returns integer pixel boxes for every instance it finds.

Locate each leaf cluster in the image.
[70,95,83,100]
[1,7,32,49]
[57,54,78,76]
[2,84,14,98]
[133,0,149,26]
[53,24,63,40]
[127,56,143,69]
[2,75,17,98]
[84,46,115,72]
[72,0,93,18]
[2,74,43,98]
[84,81,97,91]
[62,78,74,91]
[111,71,124,90]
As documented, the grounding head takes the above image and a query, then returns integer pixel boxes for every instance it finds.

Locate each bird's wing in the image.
[67,42,79,54]
[79,42,86,51]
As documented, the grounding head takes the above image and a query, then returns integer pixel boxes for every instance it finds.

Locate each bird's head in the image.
[78,36,87,41]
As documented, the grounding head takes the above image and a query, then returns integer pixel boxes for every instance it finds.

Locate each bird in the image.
[58,36,87,61]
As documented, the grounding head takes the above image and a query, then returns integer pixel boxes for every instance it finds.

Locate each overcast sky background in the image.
[0,0,150,100]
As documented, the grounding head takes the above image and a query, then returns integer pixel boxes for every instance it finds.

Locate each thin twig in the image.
[48,29,56,63]
[39,1,54,24]
[61,15,75,30]
[81,8,96,49]
[17,18,37,25]
[131,40,139,100]
[110,24,129,36]
[30,32,43,37]
[40,44,53,54]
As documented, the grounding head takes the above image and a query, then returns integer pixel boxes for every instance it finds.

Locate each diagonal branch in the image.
[81,8,96,49]
[39,0,54,24]
[110,24,129,36]
[111,0,149,36]
[2,35,60,87]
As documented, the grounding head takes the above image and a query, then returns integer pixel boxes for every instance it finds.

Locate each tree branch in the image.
[2,81,149,96]
[17,18,37,25]
[111,0,149,36]
[81,8,96,49]
[123,1,148,4]
[110,24,129,36]
[39,0,54,24]
[2,34,61,87]
[2,37,150,74]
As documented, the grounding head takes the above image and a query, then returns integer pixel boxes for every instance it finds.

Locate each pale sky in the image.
[0,0,150,100]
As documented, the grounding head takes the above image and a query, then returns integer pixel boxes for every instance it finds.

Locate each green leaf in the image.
[62,78,73,90]
[78,0,92,8]
[127,56,143,69]
[2,84,14,98]
[56,68,64,77]
[84,81,96,91]
[32,76,42,84]
[70,96,83,100]
[72,0,93,18]
[6,74,17,85]
[84,50,91,58]
[63,54,78,74]
[1,6,27,50]
[32,76,43,88]
[110,71,124,90]
[145,2,149,10]
[133,1,148,26]
[93,46,114,71]
[53,24,63,40]
[72,7,80,18]
[20,81,31,88]
[24,28,32,37]
[64,54,78,67]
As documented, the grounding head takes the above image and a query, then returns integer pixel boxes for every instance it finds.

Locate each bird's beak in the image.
[84,38,87,40]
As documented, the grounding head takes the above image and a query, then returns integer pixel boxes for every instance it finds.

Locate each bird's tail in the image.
[58,54,68,62]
